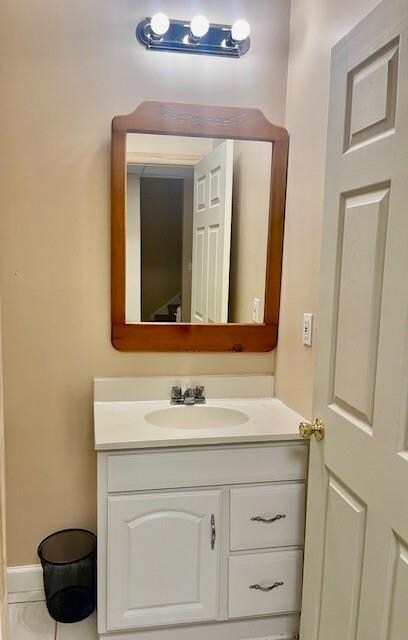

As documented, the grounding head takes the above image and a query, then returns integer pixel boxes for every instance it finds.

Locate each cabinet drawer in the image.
[230,484,305,551]
[107,444,307,492]
[228,550,303,619]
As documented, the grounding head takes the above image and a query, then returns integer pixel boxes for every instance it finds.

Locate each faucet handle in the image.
[194,385,206,404]
[171,386,183,404]
[182,387,195,405]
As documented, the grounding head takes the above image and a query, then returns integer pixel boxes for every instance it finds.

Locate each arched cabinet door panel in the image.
[107,490,222,630]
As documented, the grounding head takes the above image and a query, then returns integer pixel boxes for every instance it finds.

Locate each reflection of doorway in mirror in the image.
[125,134,215,325]
[127,164,194,323]
[140,173,183,322]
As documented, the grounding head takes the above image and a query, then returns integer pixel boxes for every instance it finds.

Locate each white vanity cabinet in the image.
[98,442,307,640]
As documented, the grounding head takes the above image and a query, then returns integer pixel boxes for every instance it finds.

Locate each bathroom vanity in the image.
[99,100,308,638]
[95,376,307,640]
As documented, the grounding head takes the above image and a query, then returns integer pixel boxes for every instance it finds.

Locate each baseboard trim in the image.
[7,565,45,604]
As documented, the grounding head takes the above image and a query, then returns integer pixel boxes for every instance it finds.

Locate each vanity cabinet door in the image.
[107,490,222,630]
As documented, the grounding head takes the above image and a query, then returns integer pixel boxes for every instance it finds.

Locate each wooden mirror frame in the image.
[111,101,289,352]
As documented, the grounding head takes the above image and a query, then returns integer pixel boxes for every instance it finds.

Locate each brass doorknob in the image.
[299,418,325,441]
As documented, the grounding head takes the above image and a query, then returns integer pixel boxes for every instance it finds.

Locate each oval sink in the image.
[145,406,249,429]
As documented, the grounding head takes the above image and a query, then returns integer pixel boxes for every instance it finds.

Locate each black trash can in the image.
[38,529,96,624]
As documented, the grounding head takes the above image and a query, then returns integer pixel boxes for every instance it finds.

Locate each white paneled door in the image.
[301,1,408,639]
[191,141,233,323]
[107,490,222,631]
[0,306,7,640]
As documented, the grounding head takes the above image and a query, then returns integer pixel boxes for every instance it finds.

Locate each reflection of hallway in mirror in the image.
[140,176,184,322]
[127,160,195,324]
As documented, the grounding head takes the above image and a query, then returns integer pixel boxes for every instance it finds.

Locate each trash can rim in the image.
[37,528,96,565]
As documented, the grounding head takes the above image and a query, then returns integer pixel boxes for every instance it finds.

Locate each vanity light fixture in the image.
[136,15,251,57]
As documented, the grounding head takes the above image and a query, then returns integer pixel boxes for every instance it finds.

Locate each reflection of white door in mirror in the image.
[191,141,234,324]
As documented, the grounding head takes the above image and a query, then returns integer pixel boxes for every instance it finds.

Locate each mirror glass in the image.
[125,133,272,324]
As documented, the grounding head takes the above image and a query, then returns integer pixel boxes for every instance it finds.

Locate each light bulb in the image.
[231,19,250,42]
[190,15,210,39]
[150,12,170,37]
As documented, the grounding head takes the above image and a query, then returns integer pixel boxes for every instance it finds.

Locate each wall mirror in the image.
[111,102,289,352]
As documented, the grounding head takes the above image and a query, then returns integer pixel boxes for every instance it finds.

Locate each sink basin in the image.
[145,406,249,429]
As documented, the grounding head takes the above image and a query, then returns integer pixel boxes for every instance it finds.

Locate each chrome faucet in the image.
[170,385,206,405]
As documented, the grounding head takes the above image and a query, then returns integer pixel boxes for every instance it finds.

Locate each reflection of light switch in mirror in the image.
[252,298,260,323]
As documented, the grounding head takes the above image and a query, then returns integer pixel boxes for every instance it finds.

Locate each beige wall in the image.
[0,0,290,565]
[274,0,381,419]
[127,134,213,162]
[229,141,272,323]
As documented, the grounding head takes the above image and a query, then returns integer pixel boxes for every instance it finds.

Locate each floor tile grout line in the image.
[8,599,45,605]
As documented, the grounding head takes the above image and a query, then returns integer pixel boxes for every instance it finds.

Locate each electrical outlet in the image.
[252,297,261,323]
[303,313,313,346]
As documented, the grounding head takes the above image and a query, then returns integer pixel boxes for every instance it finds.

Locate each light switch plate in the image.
[303,313,313,346]
[252,297,261,323]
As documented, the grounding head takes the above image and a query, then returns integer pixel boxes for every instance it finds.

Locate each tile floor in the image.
[9,602,97,639]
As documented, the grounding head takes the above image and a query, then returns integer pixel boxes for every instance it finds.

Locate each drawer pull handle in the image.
[251,514,286,523]
[249,581,284,592]
[210,514,216,550]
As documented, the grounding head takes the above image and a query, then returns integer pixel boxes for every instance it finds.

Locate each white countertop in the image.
[94,396,305,451]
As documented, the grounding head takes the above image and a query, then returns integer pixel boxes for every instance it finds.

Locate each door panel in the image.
[107,490,222,630]
[0,311,7,640]
[318,477,367,640]
[387,538,408,638]
[192,227,205,322]
[301,2,408,639]
[207,224,220,323]
[191,141,233,323]
[345,39,399,150]
[332,188,389,427]
[210,166,221,204]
